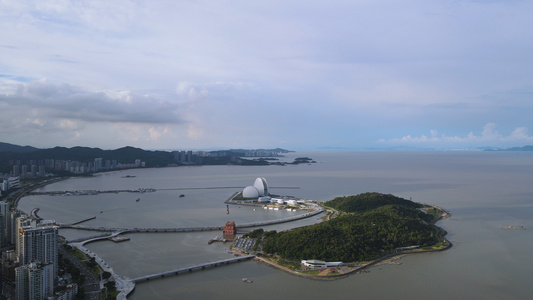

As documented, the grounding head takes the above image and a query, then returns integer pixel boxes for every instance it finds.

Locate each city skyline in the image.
[1,1,533,150]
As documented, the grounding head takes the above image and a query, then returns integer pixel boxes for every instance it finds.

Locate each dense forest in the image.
[262,193,439,262]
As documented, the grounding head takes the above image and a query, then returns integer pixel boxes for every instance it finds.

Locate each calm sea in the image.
[18,151,533,299]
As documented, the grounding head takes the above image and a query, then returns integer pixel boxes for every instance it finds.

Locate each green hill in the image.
[325,192,421,213]
[262,193,440,262]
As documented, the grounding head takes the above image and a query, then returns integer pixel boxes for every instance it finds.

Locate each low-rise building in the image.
[301,260,343,269]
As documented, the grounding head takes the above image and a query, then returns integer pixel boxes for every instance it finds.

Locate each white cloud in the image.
[148,126,169,141]
[380,123,533,146]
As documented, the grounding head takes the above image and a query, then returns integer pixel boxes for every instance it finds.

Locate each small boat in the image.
[242,278,253,283]
[136,198,140,202]
[179,194,185,198]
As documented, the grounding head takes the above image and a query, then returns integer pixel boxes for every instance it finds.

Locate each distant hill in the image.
[228,148,293,153]
[324,192,421,213]
[0,142,41,153]
[0,143,296,174]
[484,145,533,151]
[0,145,175,170]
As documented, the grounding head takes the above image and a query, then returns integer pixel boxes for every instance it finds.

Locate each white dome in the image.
[254,177,268,196]
[242,186,259,198]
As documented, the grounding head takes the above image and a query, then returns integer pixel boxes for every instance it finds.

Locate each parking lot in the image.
[233,237,256,253]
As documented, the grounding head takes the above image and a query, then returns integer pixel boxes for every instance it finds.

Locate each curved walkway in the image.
[69,232,134,300]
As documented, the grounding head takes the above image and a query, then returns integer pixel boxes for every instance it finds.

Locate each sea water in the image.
[18,151,533,299]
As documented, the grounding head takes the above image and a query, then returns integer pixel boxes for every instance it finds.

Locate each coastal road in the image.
[59,246,101,300]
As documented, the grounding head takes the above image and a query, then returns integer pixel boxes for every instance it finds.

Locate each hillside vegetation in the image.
[262,193,439,262]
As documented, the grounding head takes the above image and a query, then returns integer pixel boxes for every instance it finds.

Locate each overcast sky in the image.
[1,1,532,150]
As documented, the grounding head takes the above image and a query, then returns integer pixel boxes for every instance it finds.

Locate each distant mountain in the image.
[483,145,533,152]
[0,144,296,173]
[0,142,41,153]
[227,148,293,153]
[504,145,533,151]
[0,144,175,169]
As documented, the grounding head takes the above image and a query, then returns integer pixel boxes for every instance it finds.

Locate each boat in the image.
[136,198,140,202]
[179,194,185,198]
[242,278,253,283]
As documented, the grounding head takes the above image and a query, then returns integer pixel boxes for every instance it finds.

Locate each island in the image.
[241,192,451,279]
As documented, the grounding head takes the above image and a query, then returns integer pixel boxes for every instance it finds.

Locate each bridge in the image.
[62,205,324,241]
[132,255,256,283]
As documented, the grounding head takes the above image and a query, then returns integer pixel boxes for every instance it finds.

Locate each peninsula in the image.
[253,192,450,279]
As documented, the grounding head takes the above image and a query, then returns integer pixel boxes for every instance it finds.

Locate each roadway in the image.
[59,245,100,300]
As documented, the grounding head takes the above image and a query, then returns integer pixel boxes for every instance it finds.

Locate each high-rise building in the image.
[0,201,10,247]
[15,261,54,300]
[18,226,58,280]
[94,158,103,172]
[15,215,31,261]
[9,210,23,245]
[21,165,27,178]
[38,166,45,177]
[30,165,37,177]
[13,165,20,177]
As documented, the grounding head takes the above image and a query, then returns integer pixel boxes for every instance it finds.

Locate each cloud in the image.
[1,79,186,124]
[1,1,532,150]
[148,126,169,141]
[380,123,533,146]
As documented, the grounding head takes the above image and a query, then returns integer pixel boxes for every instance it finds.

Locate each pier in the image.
[70,216,96,225]
[132,255,256,283]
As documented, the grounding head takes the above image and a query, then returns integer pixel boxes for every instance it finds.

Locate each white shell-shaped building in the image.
[253,177,268,196]
[242,186,260,198]
[242,177,269,199]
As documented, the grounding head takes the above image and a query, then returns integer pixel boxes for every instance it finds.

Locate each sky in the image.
[1,0,533,151]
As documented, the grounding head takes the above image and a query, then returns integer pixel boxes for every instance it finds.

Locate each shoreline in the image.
[14,174,452,293]
[242,209,452,281]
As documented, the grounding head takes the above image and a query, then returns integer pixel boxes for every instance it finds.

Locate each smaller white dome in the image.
[242,186,259,198]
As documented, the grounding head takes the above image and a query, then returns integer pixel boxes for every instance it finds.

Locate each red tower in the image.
[223,221,236,240]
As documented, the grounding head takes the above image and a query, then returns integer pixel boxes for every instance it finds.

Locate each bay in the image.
[18,151,533,299]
